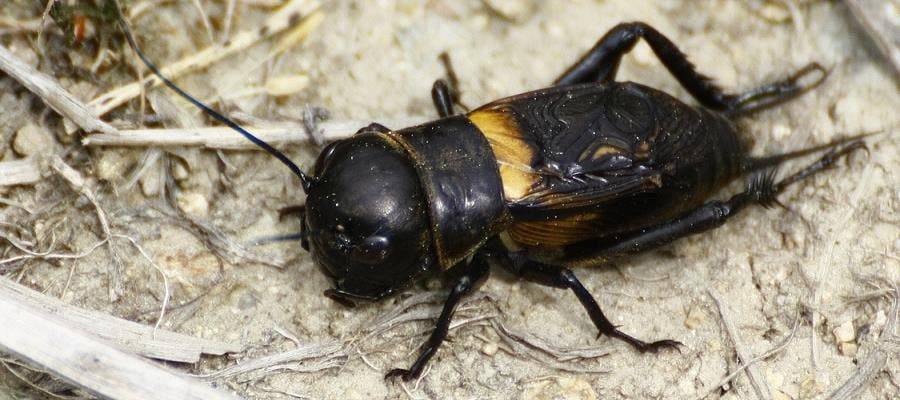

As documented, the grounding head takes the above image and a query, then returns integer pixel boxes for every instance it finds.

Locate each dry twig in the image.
[112,233,170,332]
[0,357,78,399]
[0,277,240,363]
[0,290,241,400]
[695,310,802,400]
[154,205,286,268]
[189,0,216,45]
[49,155,125,301]
[83,117,429,149]
[81,0,321,129]
[0,16,42,33]
[0,158,41,186]
[708,288,772,400]
[0,238,106,270]
[491,320,611,374]
[846,0,900,78]
[195,341,346,382]
[0,44,117,134]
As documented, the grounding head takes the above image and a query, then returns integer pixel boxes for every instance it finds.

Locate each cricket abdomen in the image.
[468,81,746,249]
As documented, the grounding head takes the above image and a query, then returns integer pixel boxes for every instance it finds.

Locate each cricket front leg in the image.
[384,253,490,381]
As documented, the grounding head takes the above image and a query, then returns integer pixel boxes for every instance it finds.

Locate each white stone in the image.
[13,123,52,157]
[96,152,129,182]
[874,310,887,329]
[832,320,855,343]
[140,170,161,197]
[480,341,498,356]
[684,306,706,330]
[840,342,858,357]
[172,162,190,181]
[177,192,209,218]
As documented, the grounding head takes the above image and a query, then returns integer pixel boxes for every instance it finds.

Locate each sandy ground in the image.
[1,0,898,399]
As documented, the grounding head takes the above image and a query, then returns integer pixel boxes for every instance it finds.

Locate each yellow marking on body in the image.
[578,144,621,163]
[498,231,522,252]
[468,108,538,201]
[508,213,601,248]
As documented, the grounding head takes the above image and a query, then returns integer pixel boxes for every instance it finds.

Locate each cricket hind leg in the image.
[739,132,874,176]
[554,22,827,115]
[489,240,681,353]
[565,139,867,264]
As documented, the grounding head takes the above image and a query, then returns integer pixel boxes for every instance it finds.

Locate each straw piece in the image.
[846,0,900,77]
[0,158,41,186]
[0,44,118,135]
[83,0,321,125]
[82,117,429,149]
[0,277,241,363]
[0,282,242,400]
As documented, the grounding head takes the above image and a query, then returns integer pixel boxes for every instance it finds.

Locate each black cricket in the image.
[119,15,865,381]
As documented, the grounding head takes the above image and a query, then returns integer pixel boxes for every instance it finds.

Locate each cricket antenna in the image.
[112,1,313,192]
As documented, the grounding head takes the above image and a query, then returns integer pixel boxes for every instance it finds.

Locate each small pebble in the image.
[140,171,161,197]
[544,20,564,38]
[237,292,258,311]
[839,342,858,357]
[172,162,190,181]
[471,13,489,30]
[96,152,130,182]
[833,320,855,343]
[684,306,706,330]
[780,383,800,399]
[8,39,38,68]
[13,123,53,157]
[873,310,887,332]
[177,192,209,217]
[481,341,498,356]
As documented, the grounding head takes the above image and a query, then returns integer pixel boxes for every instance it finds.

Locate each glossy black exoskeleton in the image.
[119,15,866,381]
